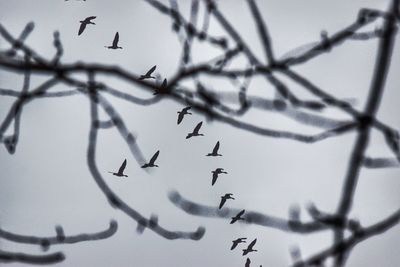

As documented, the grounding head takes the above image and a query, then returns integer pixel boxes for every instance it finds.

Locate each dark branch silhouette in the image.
[0,220,117,248]
[0,0,399,265]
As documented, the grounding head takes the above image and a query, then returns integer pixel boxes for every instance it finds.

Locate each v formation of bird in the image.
[106,107,259,266]
[79,14,261,267]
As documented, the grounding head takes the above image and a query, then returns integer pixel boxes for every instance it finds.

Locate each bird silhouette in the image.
[219,193,235,209]
[78,16,96,35]
[231,237,246,250]
[109,159,128,177]
[153,78,168,95]
[211,168,227,186]
[245,258,251,267]
[177,106,192,125]
[242,238,257,256]
[207,141,222,156]
[105,32,122,49]
[141,150,160,168]
[186,121,204,139]
[139,65,156,80]
[230,209,245,224]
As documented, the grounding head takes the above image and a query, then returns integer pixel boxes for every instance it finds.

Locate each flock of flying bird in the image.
[78,15,261,267]
[78,16,122,49]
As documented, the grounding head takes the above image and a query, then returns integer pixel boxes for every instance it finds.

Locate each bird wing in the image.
[238,209,245,217]
[78,23,87,35]
[212,172,218,185]
[112,32,119,46]
[117,159,127,174]
[245,258,251,267]
[182,106,191,113]
[230,241,238,250]
[87,16,96,21]
[177,112,185,124]
[212,141,220,154]
[146,65,156,76]
[248,238,257,249]
[193,121,203,134]
[219,197,226,209]
[149,150,160,164]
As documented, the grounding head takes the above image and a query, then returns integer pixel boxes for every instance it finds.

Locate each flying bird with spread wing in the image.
[207,141,222,156]
[231,237,246,250]
[78,16,96,35]
[186,121,204,139]
[105,32,122,49]
[141,150,160,168]
[242,238,258,256]
[177,106,192,125]
[211,168,228,186]
[109,159,128,177]
[230,209,245,224]
[219,193,235,209]
[139,65,156,80]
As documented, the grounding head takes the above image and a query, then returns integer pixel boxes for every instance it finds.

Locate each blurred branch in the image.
[332,1,399,265]
[294,208,400,267]
[363,156,400,168]
[0,220,117,248]
[168,190,362,234]
[246,0,275,64]
[0,0,399,266]
[0,250,65,265]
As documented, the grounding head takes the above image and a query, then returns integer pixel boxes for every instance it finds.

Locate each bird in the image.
[231,237,246,250]
[219,193,235,209]
[78,16,96,36]
[177,106,192,125]
[139,65,156,80]
[141,150,160,168]
[230,209,245,224]
[245,258,251,267]
[153,78,168,95]
[242,238,257,256]
[211,168,227,186]
[186,121,204,139]
[105,32,122,49]
[109,159,128,177]
[206,141,222,156]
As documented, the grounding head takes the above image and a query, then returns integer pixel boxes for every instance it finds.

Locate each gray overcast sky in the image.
[1,0,399,266]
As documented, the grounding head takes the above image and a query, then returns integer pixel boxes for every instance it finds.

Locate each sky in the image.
[0,0,399,266]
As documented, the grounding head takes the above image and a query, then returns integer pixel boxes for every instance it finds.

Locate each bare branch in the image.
[0,220,117,248]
